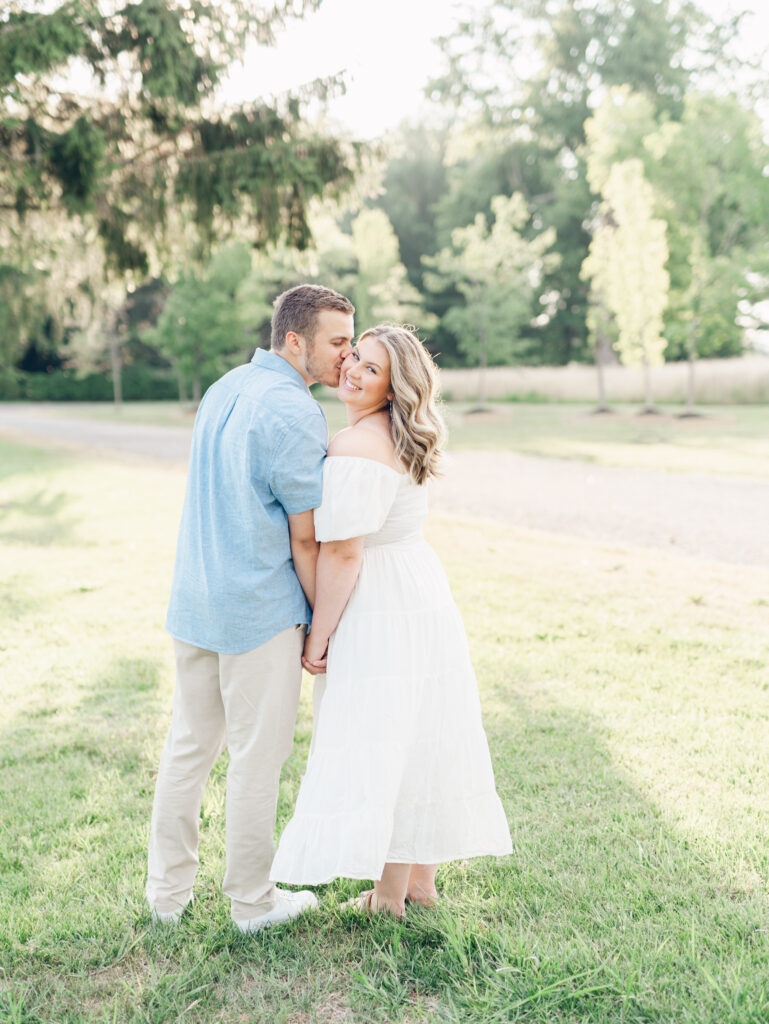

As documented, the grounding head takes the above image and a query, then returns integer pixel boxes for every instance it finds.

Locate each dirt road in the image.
[1,403,766,568]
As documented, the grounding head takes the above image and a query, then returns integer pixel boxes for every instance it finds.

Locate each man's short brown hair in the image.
[271,284,354,350]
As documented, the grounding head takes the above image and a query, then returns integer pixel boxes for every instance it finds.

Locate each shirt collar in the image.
[251,348,311,393]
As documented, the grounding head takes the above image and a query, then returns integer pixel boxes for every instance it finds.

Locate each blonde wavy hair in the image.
[359,324,446,485]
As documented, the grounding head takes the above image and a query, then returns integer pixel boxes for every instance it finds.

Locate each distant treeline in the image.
[1,0,767,406]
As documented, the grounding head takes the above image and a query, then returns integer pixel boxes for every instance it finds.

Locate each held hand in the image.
[302,634,328,676]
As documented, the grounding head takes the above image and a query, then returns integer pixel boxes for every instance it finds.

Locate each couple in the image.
[146,284,511,931]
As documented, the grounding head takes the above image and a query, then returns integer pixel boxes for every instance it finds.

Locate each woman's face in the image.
[338,334,394,413]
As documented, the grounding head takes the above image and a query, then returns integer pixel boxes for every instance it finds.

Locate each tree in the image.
[580,86,659,410]
[144,243,252,404]
[0,0,355,399]
[349,208,426,328]
[583,86,769,410]
[147,200,429,402]
[376,122,448,294]
[428,0,750,365]
[0,202,108,390]
[579,227,617,414]
[234,203,429,346]
[424,193,556,405]
[0,262,45,395]
[581,86,658,195]
[582,160,669,412]
[644,93,769,411]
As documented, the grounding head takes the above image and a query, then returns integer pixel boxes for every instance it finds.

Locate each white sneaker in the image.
[149,894,191,925]
[235,889,318,933]
[150,906,183,925]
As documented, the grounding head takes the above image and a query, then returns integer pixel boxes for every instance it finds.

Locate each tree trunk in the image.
[595,357,607,412]
[476,326,487,407]
[109,334,122,406]
[594,332,610,413]
[684,222,706,417]
[642,358,655,414]
[683,315,699,415]
[192,374,201,407]
[685,352,696,413]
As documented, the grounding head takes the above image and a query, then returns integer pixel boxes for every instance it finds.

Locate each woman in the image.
[270,324,512,916]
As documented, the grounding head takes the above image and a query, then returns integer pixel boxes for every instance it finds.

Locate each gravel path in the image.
[432,451,767,568]
[0,405,194,463]
[1,404,766,568]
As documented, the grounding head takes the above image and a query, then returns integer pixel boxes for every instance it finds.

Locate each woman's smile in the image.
[337,335,393,411]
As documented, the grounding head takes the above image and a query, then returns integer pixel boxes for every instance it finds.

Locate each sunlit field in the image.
[16,399,769,479]
[438,357,769,404]
[5,0,769,1016]
[2,435,769,1023]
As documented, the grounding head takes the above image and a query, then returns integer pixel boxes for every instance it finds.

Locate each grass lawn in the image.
[441,403,769,479]
[22,399,769,478]
[1,437,769,1022]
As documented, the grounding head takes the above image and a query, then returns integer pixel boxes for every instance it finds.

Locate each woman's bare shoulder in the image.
[327,420,397,467]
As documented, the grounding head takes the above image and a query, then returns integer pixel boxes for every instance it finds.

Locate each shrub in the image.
[22,370,113,401]
[0,368,23,400]
[0,366,180,402]
[121,365,178,401]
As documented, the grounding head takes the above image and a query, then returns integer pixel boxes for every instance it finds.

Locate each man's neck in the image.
[271,346,312,386]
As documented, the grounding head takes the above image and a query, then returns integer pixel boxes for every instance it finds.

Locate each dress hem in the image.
[270,844,514,886]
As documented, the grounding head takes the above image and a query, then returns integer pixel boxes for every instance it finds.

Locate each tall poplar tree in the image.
[582,160,669,412]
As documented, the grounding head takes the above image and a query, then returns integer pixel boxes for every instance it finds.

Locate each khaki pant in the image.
[146,625,305,922]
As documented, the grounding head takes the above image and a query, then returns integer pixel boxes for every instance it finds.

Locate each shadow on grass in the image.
[0,655,165,987]
[379,692,769,1024]
[0,439,81,545]
[2,682,769,1023]
[0,574,39,626]
[325,694,769,1023]
[0,486,80,546]
[0,488,68,519]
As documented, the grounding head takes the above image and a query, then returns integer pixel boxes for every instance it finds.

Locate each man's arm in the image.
[288,510,320,609]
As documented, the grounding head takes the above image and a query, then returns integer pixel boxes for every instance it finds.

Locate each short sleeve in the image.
[268,408,328,514]
[314,457,401,542]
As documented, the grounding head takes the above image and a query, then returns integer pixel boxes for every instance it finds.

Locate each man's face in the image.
[302,309,355,387]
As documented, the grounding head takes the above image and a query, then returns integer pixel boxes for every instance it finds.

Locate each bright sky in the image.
[222,0,769,139]
[223,0,484,138]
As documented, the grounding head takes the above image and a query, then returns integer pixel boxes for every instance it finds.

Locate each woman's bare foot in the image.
[406,864,440,906]
[405,883,441,906]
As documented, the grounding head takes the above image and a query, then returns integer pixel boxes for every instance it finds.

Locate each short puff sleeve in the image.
[314,457,401,542]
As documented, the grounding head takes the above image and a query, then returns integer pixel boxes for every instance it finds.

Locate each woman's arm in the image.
[302,536,364,673]
[303,424,395,673]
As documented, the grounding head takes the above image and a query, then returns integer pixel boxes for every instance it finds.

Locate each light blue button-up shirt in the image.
[165,349,327,654]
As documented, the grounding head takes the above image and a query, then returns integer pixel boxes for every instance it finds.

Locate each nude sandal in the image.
[342,889,404,919]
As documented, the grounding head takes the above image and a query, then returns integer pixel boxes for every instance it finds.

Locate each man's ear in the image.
[285,331,303,355]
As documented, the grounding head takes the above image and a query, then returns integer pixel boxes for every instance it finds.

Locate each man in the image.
[146,284,355,932]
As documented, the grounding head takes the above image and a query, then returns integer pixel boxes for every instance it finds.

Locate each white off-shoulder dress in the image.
[270,456,512,884]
